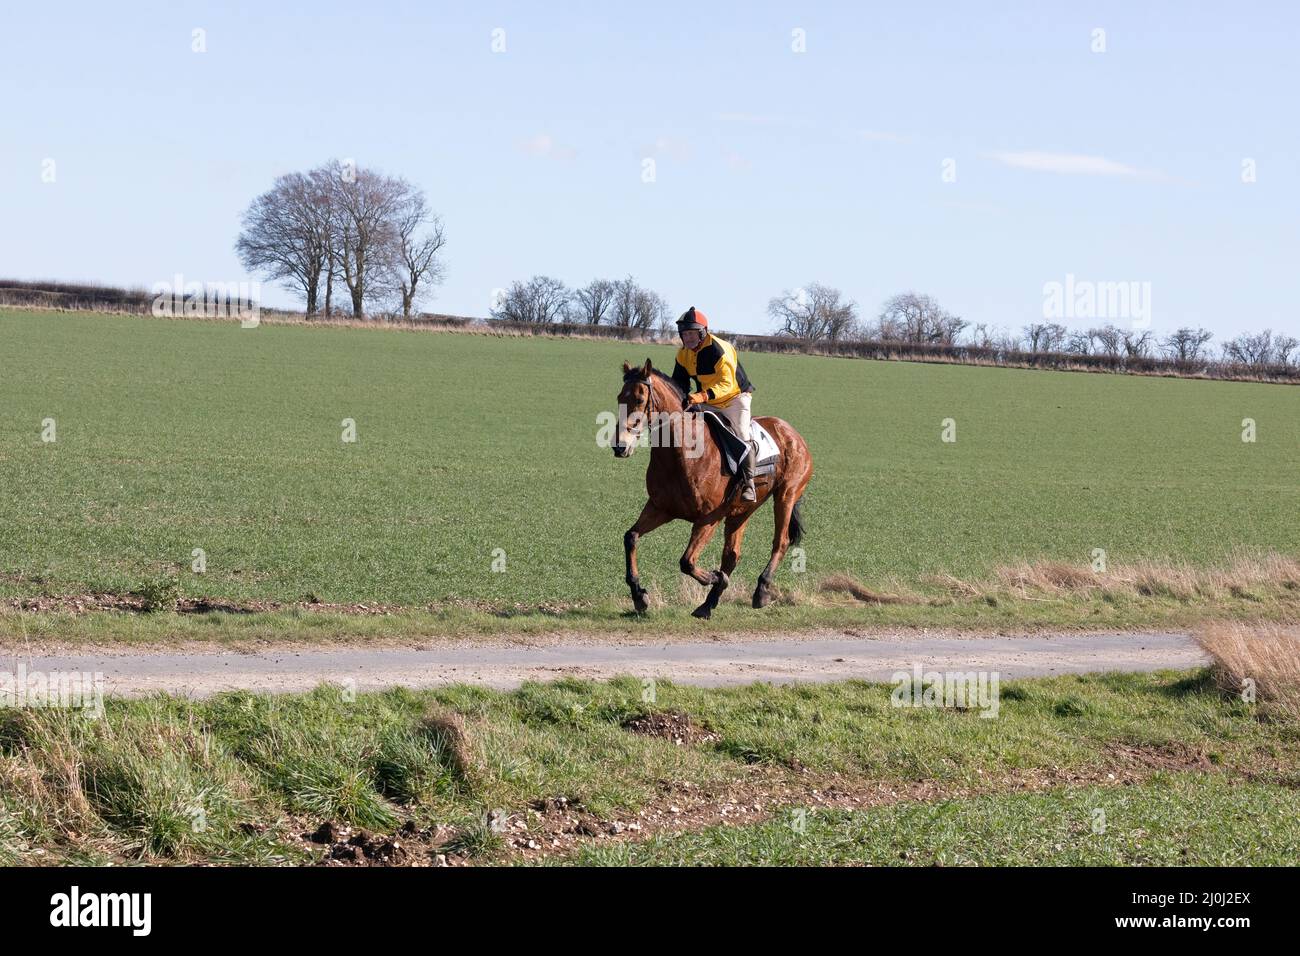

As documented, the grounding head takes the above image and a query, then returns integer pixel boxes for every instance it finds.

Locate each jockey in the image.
[671,306,758,502]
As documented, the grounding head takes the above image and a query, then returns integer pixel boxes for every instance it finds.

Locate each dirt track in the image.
[1,630,1207,698]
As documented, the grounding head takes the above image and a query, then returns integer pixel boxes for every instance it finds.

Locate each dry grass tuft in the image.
[420,708,481,790]
[1195,623,1300,720]
[992,552,1300,605]
[818,574,915,605]
[997,561,1101,592]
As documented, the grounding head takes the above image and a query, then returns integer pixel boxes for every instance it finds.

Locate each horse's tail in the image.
[788,493,807,548]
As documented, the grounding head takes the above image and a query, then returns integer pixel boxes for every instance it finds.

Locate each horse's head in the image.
[614,359,655,458]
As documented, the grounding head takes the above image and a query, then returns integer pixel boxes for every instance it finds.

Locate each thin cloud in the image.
[716,111,786,125]
[518,133,576,161]
[985,150,1157,178]
[641,137,693,161]
[858,129,911,144]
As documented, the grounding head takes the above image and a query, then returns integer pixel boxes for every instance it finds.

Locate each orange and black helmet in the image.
[676,306,708,333]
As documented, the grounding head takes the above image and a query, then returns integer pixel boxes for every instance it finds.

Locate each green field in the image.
[1,309,1297,636]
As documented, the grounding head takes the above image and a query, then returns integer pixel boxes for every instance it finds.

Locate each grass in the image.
[0,307,1297,638]
[1,668,1297,865]
[549,774,1300,866]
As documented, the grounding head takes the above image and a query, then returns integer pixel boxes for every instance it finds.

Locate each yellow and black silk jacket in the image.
[671,333,755,407]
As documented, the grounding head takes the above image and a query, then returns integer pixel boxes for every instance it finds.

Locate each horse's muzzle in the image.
[613,444,632,458]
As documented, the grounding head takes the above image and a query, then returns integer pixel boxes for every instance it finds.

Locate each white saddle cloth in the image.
[750,421,780,463]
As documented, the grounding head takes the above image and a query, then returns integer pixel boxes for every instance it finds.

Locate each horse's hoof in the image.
[632,594,649,614]
[691,604,712,620]
[752,588,772,609]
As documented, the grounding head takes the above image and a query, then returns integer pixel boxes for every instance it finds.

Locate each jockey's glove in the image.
[684,392,707,409]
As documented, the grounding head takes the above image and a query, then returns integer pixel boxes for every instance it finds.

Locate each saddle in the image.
[694,408,781,479]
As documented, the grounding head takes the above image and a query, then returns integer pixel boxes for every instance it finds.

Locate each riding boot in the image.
[740,441,757,502]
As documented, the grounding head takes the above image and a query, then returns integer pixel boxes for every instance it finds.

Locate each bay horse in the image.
[613,359,813,619]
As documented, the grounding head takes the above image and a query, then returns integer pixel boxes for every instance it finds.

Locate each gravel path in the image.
[0,630,1207,698]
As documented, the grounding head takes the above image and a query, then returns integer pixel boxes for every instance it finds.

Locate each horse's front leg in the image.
[679,519,723,618]
[625,502,670,614]
[692,514,748,619]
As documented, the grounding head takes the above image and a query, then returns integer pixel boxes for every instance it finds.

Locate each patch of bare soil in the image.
[506,748,1227,863]
[622,711,721,746]
[297,819,470,868]
[1111,742,1216,772]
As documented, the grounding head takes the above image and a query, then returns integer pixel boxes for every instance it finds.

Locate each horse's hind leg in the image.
[625,502,670,614]
[754,489,798,608]
[692,515,748,619]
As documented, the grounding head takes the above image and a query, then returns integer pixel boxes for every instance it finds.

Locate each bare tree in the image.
[235,172,331,316]
[1090,324,1125,357]
[1275,335,1299,368]
[1159,327,1214,363]
[390,191,447,317]
[875,292,966,344]
[1222,329,1279,369]
[1022,322,1068,354]
[491,275,571,324]
[1065,330,1095,355]
[325,162,414,318]
[632,287,670,331]
[307,166,342,317]
[970,322,1019,351]
[571,279,617,324]
[608,277,667,330]
[1122,329,1155,358]
[768,283,859,341]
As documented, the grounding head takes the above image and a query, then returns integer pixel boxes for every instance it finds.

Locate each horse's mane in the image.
[623,366,686,400]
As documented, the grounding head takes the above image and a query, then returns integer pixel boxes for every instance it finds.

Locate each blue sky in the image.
[3,0,1297,338]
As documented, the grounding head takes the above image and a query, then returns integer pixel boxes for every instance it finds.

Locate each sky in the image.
[2,0,1298,339]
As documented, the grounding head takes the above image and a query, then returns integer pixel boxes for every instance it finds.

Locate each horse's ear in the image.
[622,361,632,374]
[642,358,653,378]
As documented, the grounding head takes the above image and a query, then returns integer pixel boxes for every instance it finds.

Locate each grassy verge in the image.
[1,668,1296,866]
[4,555,1297,645]
[547,774,1300,866]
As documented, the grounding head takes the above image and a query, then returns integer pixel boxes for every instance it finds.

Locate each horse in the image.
[612,359,814,619]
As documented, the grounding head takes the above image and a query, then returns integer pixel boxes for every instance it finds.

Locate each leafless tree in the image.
[491,275,571,324]
[571,279,617,324]
[608,277,667,330]
[632,287,670,331]
[1090,324,1125,357]
[969,322,1019,351]
[1222,329,1283,369]
[1275,335,1299,368]
[1159,327,1214,363]
[238,161,445,319]
[768,283,859,341]
[1122,329,1155,358]
[1065,330,1095,355]
[324,162,415,318]
[875,292,966,344]
[235,172,331,316]
[1022,322,1068,353]
[389,192,447,317]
